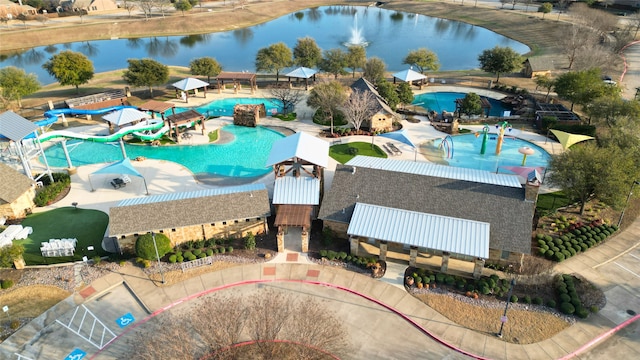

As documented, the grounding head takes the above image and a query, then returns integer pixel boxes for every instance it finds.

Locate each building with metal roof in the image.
[266,132,329,252]
[109,184,270,252]
[319,161,539,277]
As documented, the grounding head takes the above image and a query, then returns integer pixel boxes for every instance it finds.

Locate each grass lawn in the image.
[15,207,109,265]
[329,142,387,164]
[536,191,572,215]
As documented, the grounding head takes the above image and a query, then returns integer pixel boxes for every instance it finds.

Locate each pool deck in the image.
[33,86,563,218]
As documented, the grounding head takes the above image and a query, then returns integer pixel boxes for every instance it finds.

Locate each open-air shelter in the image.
[138,100,176,121]
[90,157,148,194]
[284,67,318,90]
[172,78,209,103]
[392,68,427,87]
[165,109,206,142]
[215,72,257,94]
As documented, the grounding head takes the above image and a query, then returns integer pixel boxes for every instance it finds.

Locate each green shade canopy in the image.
[550,129,594,150]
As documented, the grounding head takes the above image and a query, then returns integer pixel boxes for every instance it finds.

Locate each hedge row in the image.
[318,249,377,268]
[537,222,617,262]
[167,247,233,263]
[556,275,590,318]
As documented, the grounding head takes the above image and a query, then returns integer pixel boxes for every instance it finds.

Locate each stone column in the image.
[276,227,284,253]
[301,229,309,253]
[473,258,485,279]
[409,246,418,267]
[441,252,450,273]
[379,241,388,261]
[349,236,359,256]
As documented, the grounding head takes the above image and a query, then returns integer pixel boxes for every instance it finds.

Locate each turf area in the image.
[15,207,109,265]
[329,142,387,164]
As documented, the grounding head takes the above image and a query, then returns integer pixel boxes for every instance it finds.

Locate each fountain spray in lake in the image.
[345,14,368,47]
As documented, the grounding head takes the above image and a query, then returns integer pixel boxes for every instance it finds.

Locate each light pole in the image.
[497,278,516,338]
[151,232,165,284]
[618,180,640,228]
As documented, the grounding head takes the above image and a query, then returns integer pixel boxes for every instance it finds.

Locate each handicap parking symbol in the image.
[65,348,86,360]
[115,312,135,328]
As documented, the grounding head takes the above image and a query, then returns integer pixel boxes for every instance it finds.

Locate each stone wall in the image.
[117,219,267,254]
[323,220,349,238]
[233,104,265,127]
[0,188,35,219]
[367,113,394,132]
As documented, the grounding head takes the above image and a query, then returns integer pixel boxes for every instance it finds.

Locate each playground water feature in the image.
[427,133,550,173]
[178,98,284,118]
[412,92,512,117]
[42,125,285,178]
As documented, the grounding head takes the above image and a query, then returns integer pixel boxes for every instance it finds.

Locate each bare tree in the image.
[629,11,640,39]
[559,24,598,70]
[500,0,509,9]
[572,45,617,71]
[571,3,618,40]
[127,289,350,360]
[268,85,305,115]
[137,0,155,20]
[122,0,137,17]
[342,88,378,133]
[155,0,171,18]
[556,0,570,21]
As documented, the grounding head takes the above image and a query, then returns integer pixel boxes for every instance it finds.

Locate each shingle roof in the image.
[109,188,271,236]
[318,164,534,254]
[0,163,34,204]
[350,78,395,116]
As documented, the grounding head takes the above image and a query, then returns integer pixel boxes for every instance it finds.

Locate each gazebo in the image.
[392,68,427,87]
[138,100,176,121]
[165,109,206,143]
[172,77,209,103]
[215,72,257,94]
[284,67,318,90]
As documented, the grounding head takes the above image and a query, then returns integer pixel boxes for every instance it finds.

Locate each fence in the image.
[180,256,213,272]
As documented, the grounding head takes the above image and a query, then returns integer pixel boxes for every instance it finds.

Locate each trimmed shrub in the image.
[168,255,177,263]
[135,233,172,260]
[523,295,531,304]
[547,299,557,308]
[1,279,14,289]
[206,249,213,256]
[559,293,571,303]
[554,252,565,262]
[176,255,184,263]
[219,247,226,254]
[445,275,455,285]
[560,302,575,315]
[183,251,193,258]
[533,297,543,305]
[509,295,518,303]
[193,249,202,256]
[244,232,256,250]
[227,246,233,253]
[576,307,589,319]
[435,273,445,283]
[198,253,207,259]
[9,319,20,330]
[590,305,599,313]
[187,255,197,261]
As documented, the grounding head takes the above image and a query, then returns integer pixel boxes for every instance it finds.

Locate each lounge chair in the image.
[387,142,402,155]
[382,144,394,156]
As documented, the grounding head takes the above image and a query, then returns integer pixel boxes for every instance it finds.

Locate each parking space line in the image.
[614,262,640,279]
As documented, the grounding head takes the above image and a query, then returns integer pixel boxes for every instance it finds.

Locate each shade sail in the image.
[90,158,148,194]
[102,108,149,126]
[550,129,594,150]
[284,67,317,79]
[172,77,209,91]
[379,129,416,148]
[392,68,427,83]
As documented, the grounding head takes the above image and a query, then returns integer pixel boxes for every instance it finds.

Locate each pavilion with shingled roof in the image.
[215,72,257,94]
[165,110,206,143]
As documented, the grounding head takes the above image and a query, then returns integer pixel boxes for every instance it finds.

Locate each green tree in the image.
[554,68,617,111]
[376,79,400,110]
[403,48,440,74]
[306,81,348,134]
[363,57,387,85]
[318,48,348,79]
[189,56,222,83]
[458,92,483,118]
[42,50,94,93]
[346,45,366,78]
[0,244,24,268]
[255,42,293,83]
[539,3,552,19]
[534,74,555,102]
[123,58,169,98]
[548,143,635,214]
[584,94,640,128]
[174,0,192,16]
[293,37,322,68]
[0,66,40,108]
[477,46,522,83]
[396,82,414,108]
[135,233,172,261]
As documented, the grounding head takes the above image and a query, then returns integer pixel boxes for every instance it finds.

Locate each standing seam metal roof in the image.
[0,111,38,141]
[117,183,266,207]
[346,156,522,188]
[348,203,490,258]
[272,177,320,205]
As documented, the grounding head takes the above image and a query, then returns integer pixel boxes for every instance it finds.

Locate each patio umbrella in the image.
[549,129,594,150]
[379,129,418,161]
[102,108,149,127]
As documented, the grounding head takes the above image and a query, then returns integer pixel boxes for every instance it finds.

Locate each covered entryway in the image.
[347,203,490,278]
[274,204,313,252]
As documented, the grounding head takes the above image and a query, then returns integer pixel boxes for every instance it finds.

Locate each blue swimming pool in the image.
[177,98,284,118]
[429,133,550,173]
[43,125,285,178]
[412,92,511,117]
